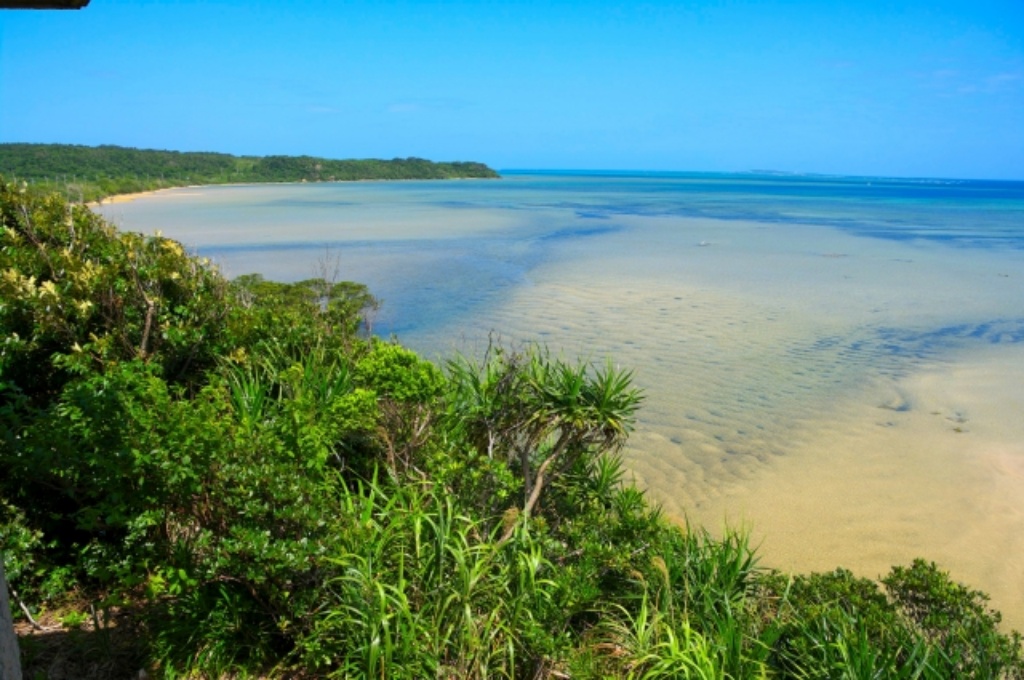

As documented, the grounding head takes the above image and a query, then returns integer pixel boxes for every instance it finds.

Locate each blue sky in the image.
[1,0,1022,179]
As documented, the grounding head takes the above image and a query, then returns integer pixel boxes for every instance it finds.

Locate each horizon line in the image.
[498,167,1024,184]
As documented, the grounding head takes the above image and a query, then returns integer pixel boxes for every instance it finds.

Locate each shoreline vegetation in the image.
[2,175,1024,677]
[0,143,500,204]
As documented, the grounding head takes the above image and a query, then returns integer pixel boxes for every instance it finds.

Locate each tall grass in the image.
[296,478,562,678]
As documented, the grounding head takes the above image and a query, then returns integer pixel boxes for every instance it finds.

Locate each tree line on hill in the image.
[1,179,1022,678]
[0,143,499,203]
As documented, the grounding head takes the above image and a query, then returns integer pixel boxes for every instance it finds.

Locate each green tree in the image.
[445,345,643,541]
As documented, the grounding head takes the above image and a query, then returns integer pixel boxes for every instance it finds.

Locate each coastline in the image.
[85,175,500,209]
[88,188,168,207]
[88,184,261,209]
[92,178,1024,633]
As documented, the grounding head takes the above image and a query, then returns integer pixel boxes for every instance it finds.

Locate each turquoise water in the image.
[97,172,1024,625]
[97,171,1024,340]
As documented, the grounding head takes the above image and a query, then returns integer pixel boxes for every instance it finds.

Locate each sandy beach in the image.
[88,187,212,209]
[88,189,163,208]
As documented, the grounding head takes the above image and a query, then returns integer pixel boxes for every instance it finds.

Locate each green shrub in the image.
[3,181,1023,678]
[884,559,1024,678]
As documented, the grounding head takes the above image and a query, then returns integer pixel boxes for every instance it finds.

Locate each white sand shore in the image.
[91,187,220,209]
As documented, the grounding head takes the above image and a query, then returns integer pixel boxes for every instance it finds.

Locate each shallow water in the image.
[97,173,1024,628]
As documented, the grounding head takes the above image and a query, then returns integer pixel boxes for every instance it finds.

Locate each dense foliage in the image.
[2,180,1023,678]
[0,144,500,203]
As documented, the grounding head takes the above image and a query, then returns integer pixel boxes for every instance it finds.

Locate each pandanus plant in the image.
[445,344,643,542]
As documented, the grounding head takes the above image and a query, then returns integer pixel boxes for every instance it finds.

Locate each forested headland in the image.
[0,143,500,203]
[1,179,1023,678]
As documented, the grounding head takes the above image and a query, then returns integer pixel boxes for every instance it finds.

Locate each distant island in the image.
[0,143,500,202]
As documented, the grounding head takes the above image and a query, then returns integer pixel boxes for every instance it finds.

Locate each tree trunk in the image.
[0,557,22,680]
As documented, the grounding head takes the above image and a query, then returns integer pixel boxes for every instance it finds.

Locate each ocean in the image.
[96,171,1024,627]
